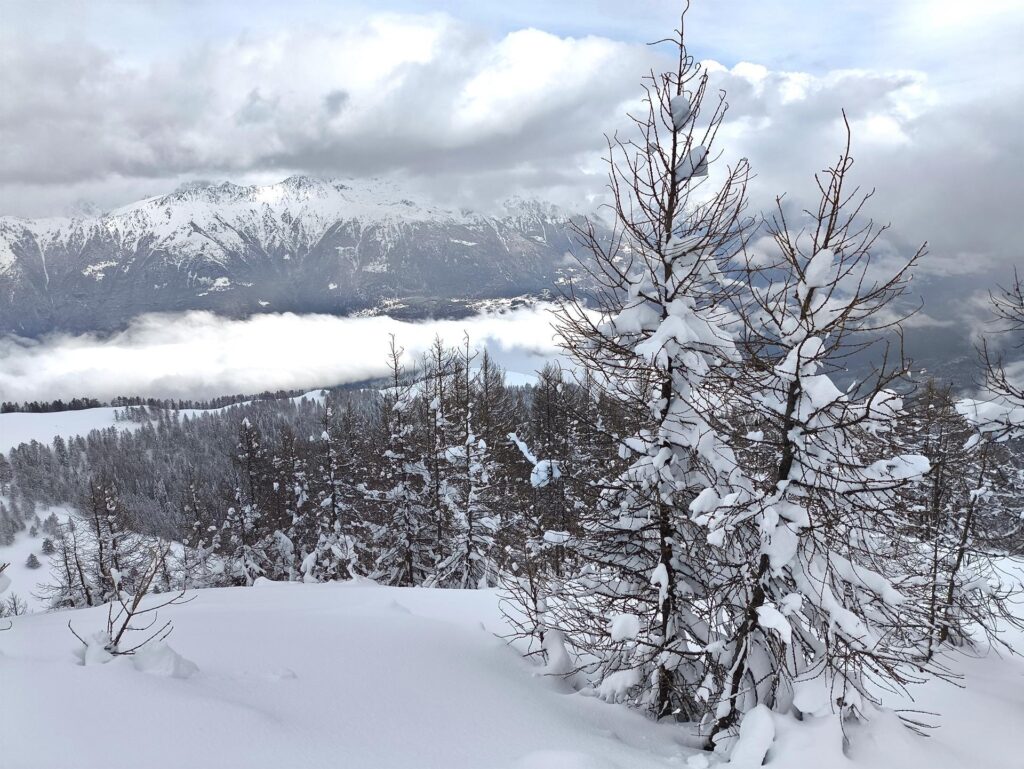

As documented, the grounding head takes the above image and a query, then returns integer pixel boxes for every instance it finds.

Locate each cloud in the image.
[1,3,1021,335]
[693,58,1023,333]
[0,307,566,403]
[0,14,653,212]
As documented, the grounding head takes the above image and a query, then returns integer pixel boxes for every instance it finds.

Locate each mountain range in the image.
[0,176,594,336]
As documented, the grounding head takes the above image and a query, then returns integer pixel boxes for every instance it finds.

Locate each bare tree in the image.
[0,562,10,631]
[69,542,191,656]
[974,270,1024,437]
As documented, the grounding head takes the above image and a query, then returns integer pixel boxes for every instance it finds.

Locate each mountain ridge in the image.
[0,176,592,335]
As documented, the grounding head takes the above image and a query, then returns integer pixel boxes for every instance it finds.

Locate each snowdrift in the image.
[2,577,1022,769]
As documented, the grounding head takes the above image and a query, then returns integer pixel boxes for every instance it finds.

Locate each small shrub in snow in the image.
[0,591,28,618]
[69,542,193,659]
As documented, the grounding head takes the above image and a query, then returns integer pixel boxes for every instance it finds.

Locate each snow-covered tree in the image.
[899,381,1024,657]
[546,15,754,721]
[223,419,272,585]
[178,475,223,589]
[429,338,500,588]
[301,402,367,582]
[697,124,935,745]
[372,337,435,586]
[967,271,1024,437]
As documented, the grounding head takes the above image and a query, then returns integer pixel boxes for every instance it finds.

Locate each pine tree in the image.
[224,418,271,585]
[372,337,435,586]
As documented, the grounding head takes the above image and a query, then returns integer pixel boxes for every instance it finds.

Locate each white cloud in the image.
[0,14,653,214]
[0,307,566,403]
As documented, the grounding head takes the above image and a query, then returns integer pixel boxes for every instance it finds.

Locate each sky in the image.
[0,0,1022,330]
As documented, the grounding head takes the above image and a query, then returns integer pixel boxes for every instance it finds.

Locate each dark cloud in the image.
[323,90,350,117]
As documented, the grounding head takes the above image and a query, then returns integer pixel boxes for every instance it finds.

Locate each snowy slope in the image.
[0,407,128,454]
[0,391,327,454]
[0,583,695,769]
[1,575,1022,769]
[0,522,66,612]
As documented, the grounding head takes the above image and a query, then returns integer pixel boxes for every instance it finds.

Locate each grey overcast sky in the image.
[1,0,1022,306]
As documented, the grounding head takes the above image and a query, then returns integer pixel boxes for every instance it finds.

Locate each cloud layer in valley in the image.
[0,308,566,403]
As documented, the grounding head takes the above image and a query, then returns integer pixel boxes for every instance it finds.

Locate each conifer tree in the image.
[372,337,434,586]
[224,418,271,585]
[546,12,753,722]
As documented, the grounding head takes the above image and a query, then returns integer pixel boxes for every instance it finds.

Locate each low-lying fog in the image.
[0,307,567,403]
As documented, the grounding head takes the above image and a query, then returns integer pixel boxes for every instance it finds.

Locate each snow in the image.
[0,391,327,455]
[802,248,837,290]
[670,95,692,129]
[0,567,1022,767]
[676,146,708,181]
[0,517,68,612]
[0,407,128,454]
[0,583,698,769]
[755,603,792,644]
[130,642,200,679]
[958,396,1024,437]
[609,613,641,642]
[651,563,669,607]
[728,704,774,767]
[598,667,642,702]
[530,459,561,488]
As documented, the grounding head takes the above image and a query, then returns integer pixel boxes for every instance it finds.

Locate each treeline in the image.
[2,398,103,414]
[0,388,316,414]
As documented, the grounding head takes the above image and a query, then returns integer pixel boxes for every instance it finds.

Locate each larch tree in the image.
[546,10,754,722]
[702,122,935,746]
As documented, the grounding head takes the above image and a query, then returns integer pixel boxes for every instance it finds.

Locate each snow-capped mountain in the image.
[0,176,593,335]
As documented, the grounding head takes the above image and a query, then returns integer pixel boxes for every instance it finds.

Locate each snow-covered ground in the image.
[1,582,693,769]
[0,528,55,613]
[1,574,1022,769]
[0,407,127,454]
[0,391,328,454]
